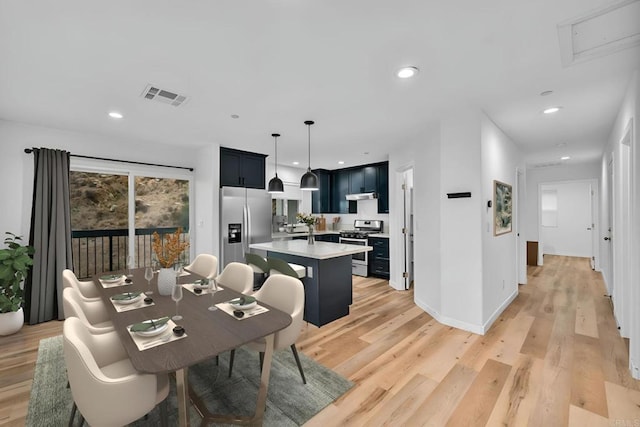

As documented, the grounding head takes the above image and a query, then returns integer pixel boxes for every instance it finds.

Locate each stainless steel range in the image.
[339,219,383,277]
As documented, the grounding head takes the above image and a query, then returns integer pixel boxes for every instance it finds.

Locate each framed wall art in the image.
[493,180,512,236]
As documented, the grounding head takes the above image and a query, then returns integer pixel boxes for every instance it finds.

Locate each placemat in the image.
[98,275,129,288]
[109,293,155,312]
[127,319,187,351]
[216,302,269,320]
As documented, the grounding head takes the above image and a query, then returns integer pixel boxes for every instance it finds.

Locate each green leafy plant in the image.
[0,233,35,313]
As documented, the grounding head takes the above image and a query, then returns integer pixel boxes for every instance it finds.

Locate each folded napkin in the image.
[111,291,142,301]
[229,295,256,306]
[100,274,123,281]
[130,316,170,332]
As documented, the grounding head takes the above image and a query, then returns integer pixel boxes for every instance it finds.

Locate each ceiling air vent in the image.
[529,161,563,169]
[140,84,188,107]
[558,0,640,67]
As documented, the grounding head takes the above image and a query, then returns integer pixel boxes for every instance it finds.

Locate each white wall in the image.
[600,70,639,379]
[389,123,441,306]
[439,110,484,331]
[480,115,521,326]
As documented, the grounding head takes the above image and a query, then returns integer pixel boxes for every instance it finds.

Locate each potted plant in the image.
[0,232,34,336]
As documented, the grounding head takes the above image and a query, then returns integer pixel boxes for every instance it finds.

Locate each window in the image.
[69,160,193,278]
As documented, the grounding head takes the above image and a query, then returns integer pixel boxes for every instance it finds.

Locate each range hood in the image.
[345,192,377,201]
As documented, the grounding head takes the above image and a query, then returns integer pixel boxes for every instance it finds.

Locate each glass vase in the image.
[307,225,314,245]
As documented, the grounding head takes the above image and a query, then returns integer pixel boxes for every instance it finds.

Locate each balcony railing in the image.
[71,227,190,279]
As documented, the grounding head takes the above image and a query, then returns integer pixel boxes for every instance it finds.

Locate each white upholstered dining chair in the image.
[62,269,101,299]
[62,287,114,332]
[184,253,218,279]
[267,257,306,279]
[228,274,307,383]
[63,317,170,427]
[216,262,254,295]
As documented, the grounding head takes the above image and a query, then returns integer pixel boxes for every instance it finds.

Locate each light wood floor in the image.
[2,255,640,426]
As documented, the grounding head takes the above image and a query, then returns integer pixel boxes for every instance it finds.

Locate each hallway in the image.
[300,255,640,426]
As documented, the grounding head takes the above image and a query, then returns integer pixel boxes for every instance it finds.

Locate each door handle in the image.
[604,237,610,241]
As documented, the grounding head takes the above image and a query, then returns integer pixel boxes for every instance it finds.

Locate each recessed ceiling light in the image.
[561,156,571,160]
[292,161,299,165]
[108,111,123,119]
[540,90,554,96]
[543,106,562,114]
[397,66,419,79]
[338,161,345,165]
[231,114,239,119]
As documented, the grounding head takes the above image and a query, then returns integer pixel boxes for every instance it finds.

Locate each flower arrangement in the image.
[152,227,190,268]
[296,212,316,227]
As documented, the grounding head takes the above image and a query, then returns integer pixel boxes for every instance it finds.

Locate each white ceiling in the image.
[1,1,638,169]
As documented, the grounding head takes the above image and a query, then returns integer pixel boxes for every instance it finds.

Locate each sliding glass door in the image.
[69,163,193,278]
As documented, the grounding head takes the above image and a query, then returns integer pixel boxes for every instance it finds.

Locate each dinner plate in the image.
[193,279,210,289]
[135,323,168,337]
[111,293,142,305]
[100,274,124,284]
[229,300,257,311]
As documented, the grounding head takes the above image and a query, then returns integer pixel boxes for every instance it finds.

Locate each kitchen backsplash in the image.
[319,199,389,232]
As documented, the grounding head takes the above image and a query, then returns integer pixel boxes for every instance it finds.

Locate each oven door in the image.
[339,237,368,265]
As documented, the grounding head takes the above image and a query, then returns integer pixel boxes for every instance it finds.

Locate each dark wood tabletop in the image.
[93,268,292,374]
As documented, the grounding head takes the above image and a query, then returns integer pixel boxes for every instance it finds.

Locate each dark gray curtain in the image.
[25,148,73,324]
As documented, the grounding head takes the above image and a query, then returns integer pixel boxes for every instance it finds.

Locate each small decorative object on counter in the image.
[296,212,316,245]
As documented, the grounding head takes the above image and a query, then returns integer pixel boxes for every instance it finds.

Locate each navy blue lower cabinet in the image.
[266,252,352,327]
[314,233,339,243]
[368,237,390,279]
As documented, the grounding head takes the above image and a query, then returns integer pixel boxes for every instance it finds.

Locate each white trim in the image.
[414,297,484,336]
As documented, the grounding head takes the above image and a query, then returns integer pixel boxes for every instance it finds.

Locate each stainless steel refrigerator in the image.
[220,187,272,267]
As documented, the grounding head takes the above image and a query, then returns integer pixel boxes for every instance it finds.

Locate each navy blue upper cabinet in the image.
[220,147,267,189]
[311,161,388,214]
[311,169,331,213]
[363,166,378,193]
[349,169,364,194]
[333,169,351,213]
[350,166,378,193]
[377,162,389,213]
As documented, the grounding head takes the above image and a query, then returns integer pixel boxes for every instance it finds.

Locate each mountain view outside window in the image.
[70,171,190,278]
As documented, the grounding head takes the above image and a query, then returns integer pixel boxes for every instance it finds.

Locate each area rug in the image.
[26,336,352,426]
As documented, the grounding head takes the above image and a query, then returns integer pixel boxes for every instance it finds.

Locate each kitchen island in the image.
[249,240,372,326]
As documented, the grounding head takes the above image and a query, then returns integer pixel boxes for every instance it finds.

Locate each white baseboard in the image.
[414,288,518,336]
[631,359,640,380]
[482,289,518,333]
[414,298,484,335]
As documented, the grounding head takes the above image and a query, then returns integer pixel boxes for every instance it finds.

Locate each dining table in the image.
[92,267,292,426]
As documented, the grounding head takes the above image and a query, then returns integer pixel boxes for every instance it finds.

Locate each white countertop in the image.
[249,240,372,260]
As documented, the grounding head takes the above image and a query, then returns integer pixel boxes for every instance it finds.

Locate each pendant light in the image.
[268,133,284,193]
[300,120,319,191]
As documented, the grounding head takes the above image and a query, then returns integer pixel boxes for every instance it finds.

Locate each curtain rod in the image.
[23,148,194,172]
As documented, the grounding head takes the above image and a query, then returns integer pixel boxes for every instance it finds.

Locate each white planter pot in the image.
[157,268,175,296]
[0,307,24,336]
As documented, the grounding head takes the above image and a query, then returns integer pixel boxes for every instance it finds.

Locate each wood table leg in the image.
[175,367,190,427]
[189,334,275,426]
[252,333,274,424]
